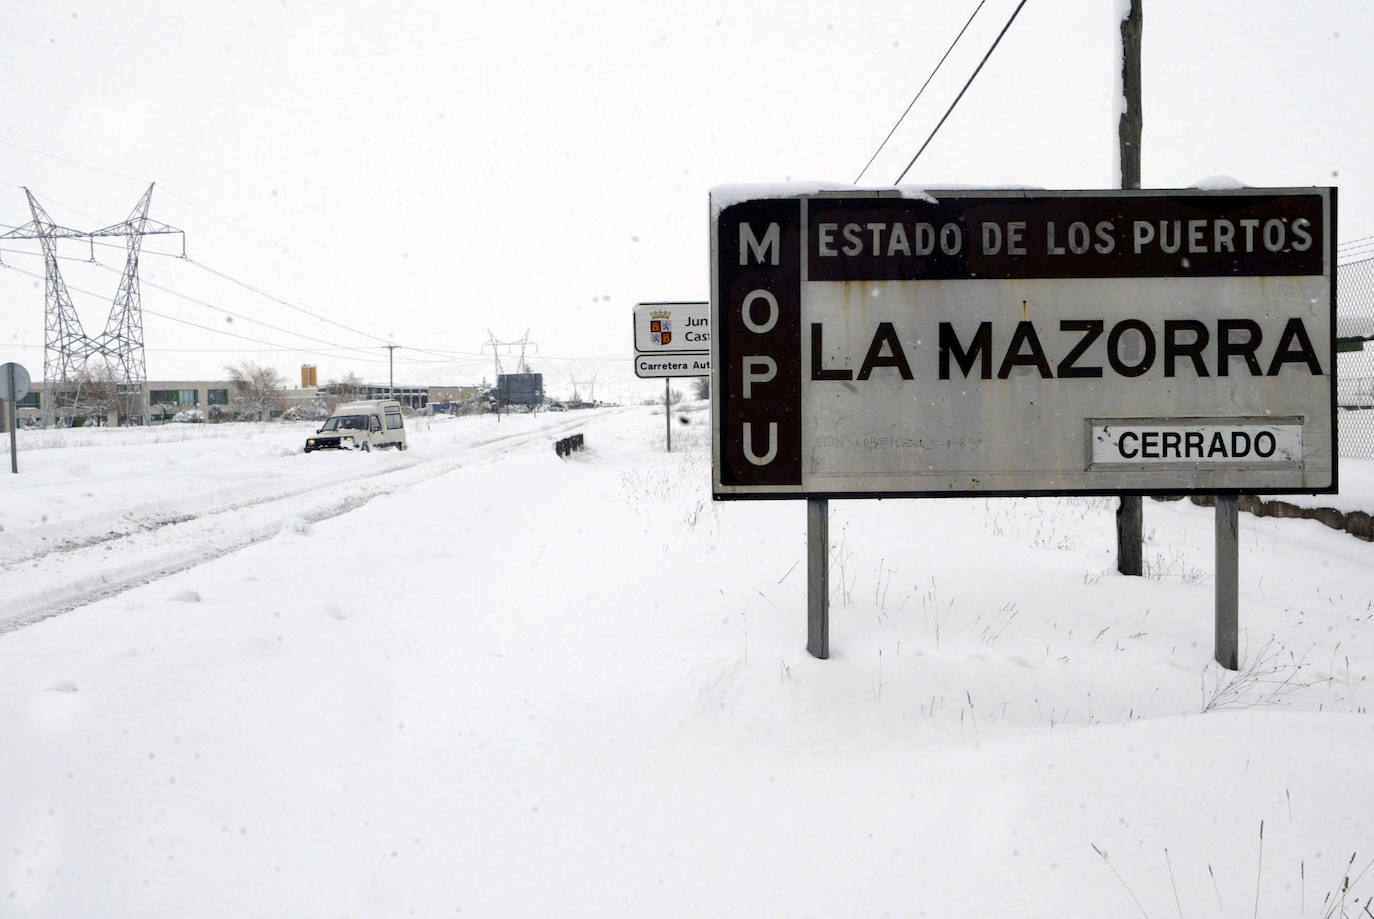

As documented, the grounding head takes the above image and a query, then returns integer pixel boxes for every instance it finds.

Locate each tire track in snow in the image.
[0,413,603,634]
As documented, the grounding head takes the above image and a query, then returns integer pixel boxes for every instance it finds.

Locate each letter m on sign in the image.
[740,223,780,266]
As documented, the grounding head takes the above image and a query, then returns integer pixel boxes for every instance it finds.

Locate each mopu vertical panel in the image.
[714,198,803,489]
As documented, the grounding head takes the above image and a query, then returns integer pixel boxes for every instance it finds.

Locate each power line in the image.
[0,261,382,362]
[2,260,452,366]
[6,237,449,360]
[93,261,386,358]
[3,152,621,374]
[142,308,395,364]
[157,259,502,362]
[0,138,289,256]
[184,258,394,346]
[854,0,987,185]
[0,243,102,266]
[895,0,1032,184]
[2,246,358,354]
[5,235,434,360]
[1337,241,1374,259]
[397,343,490,361]
[150,346,374,354]
[0,138,148,186]
[1,142,446,342]
[2,264,495,370]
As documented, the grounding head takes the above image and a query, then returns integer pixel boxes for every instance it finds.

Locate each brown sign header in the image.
[806,191,1328,282]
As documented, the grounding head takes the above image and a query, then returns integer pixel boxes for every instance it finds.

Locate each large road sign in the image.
[711,187,1336,499]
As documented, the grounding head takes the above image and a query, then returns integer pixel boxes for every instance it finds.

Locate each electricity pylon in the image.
[483,329,538,379]
[2,184,183,425]
[570,374,596,403]
[482,329,539,415]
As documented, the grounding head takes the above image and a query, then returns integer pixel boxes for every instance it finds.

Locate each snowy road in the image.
[0,410,609,632]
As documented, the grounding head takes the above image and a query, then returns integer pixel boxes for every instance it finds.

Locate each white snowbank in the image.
[1,408,1370,916]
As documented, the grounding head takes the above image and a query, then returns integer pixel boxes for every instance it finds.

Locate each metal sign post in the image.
[665,379,672,453]
[807,497,829,659]
[1215,495,1240,669]
[0,362,32,474]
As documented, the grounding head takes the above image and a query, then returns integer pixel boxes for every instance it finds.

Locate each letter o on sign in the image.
[741,289,779,334]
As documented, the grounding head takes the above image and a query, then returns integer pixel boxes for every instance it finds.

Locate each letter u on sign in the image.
[743,422,778,466]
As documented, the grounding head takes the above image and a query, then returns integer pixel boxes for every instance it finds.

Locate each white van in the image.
[304,400,407,453]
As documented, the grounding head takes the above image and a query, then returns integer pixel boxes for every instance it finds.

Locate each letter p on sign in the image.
[742,356,777,398]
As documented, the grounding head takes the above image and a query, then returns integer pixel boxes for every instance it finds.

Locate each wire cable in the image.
[6,234,435,356]
[184,258,395,346]
[2,261,482,370]
[854,0,986,185]
[91,262,385,358]
[4,142,625,375]
[1,144,435,343]
[1,261,389,362]
[895,0,1031,184]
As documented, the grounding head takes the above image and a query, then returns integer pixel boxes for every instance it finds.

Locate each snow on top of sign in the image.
[708,183,1091,219]
[709,183,938,218]
[1188,175,1251,190]
[709,182,835,213]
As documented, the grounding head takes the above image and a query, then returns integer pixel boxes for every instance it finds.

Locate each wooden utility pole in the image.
[1116,0,1144,576]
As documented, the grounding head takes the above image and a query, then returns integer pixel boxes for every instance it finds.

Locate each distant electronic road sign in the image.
[710,186,1336,499]
[634,302,710,378]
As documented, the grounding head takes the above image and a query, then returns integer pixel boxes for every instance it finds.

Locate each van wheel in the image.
[361,443,370,453]
[398,442,407,451]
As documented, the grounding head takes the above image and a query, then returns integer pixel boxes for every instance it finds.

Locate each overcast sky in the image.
[3,0,1371,402]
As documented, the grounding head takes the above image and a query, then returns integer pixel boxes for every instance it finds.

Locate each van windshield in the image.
[321,415,368,432]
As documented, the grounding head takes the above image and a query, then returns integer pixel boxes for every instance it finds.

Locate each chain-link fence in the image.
[1338,256,1374,459]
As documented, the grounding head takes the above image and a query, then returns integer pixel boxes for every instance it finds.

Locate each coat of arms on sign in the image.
[650,310,671,346]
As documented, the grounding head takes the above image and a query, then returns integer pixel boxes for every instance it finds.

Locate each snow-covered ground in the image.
[1,406,1371,917]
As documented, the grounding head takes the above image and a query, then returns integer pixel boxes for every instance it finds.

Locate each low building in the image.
[12,379,483,425]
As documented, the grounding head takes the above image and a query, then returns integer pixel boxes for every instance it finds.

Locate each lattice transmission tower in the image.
[2,184,183,425]
[570,374,596,403]
[483,328,537,377]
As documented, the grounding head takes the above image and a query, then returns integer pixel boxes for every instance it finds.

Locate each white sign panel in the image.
[1089,419,1304,467]
[711,187,1337,498]
[636,353,712,378]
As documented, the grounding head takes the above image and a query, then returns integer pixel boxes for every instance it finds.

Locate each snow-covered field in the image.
[2,405,1371,918]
